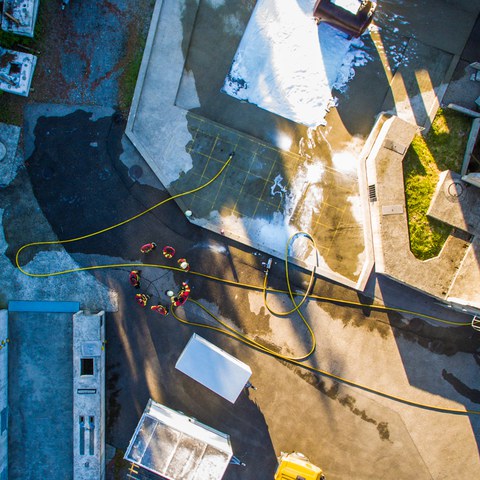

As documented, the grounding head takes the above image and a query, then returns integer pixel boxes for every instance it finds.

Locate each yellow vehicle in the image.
[274,452,326,480]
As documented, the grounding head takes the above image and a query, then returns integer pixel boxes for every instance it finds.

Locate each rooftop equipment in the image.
[313,0,377,37]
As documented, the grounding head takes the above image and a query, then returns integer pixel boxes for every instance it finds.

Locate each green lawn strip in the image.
[117,21,147,114]
[403,108,470,260]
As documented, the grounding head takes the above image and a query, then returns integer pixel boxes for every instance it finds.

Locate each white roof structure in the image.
[2,0,40,38]
[124,400,233,480]
[0,48,37,96]
[175,334,252,403]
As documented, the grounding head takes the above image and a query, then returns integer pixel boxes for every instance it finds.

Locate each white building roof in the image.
[0,48,37,96]
[2,0,40,38]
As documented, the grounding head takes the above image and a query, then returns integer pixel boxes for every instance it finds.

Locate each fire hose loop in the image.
[15,153,478,416]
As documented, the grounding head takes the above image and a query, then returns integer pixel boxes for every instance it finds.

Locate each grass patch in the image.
[118,21,147,114]
[403,108,471,259]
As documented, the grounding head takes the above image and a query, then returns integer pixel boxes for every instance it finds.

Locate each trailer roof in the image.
[124,400,233,480]
[175,333,252,403]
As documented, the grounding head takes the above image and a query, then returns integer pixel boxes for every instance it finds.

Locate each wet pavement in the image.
[127,0,374,291]
[3,102,477,480]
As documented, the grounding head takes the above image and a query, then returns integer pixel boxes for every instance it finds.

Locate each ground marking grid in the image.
[183,114,362,260]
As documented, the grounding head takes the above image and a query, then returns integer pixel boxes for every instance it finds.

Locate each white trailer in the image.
[175,333,252,403]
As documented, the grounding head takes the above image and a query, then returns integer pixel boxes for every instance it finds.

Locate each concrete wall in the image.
[0,310,8,480]
[73,311,105,480]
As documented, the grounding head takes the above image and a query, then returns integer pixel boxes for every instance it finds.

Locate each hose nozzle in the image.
[262,258,273,275]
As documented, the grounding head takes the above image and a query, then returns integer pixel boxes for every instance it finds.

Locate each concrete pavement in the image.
[1,101,479,480]
[127,0,374,291]
[126,0,480,297]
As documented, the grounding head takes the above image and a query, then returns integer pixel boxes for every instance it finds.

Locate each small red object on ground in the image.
[151,304,169,316]
[140,242,157,254]
[162,246,176,258]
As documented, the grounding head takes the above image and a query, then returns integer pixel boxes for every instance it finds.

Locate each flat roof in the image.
[7,310,74,479]
[0,48,37,96]
[124,400,232,480]
[1,0,40,38]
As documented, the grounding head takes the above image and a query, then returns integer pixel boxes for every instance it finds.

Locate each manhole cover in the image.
[0,142,6,162]
[447,181,464,198]
[129,165,143,180]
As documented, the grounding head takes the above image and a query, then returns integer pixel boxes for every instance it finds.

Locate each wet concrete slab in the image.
[122,3,480,477]
[127,0,374,290]
[127,0,480,293]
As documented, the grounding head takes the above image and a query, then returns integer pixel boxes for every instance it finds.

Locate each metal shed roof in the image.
[124,400,233,480]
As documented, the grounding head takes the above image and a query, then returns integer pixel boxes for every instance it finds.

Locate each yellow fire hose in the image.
[15,153,479,415]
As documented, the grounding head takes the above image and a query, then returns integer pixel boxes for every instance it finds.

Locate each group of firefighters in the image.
[130,243,191,316]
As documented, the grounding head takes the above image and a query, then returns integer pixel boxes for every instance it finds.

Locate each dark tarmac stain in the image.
[11,109,199,266]
[106,367,122,432]
[397,318,480,357]
[376,421,391,441]
[318,299,394,339]
[313,281,395,339]
[285,363,392,442]
[442,369,480,404]
[251,306,272,336]
[252,335,281,354]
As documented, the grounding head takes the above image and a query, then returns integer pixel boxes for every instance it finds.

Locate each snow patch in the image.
[223,14,244,36]
[223,0,372,127]
[192,241,228,255]
[205,0,225,9]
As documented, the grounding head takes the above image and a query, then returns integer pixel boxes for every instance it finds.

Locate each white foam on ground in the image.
[331,137,363,174]
[223,0,372,127]
[193,134,368,277]
[195,208,331,273]
[206,0,225,9]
